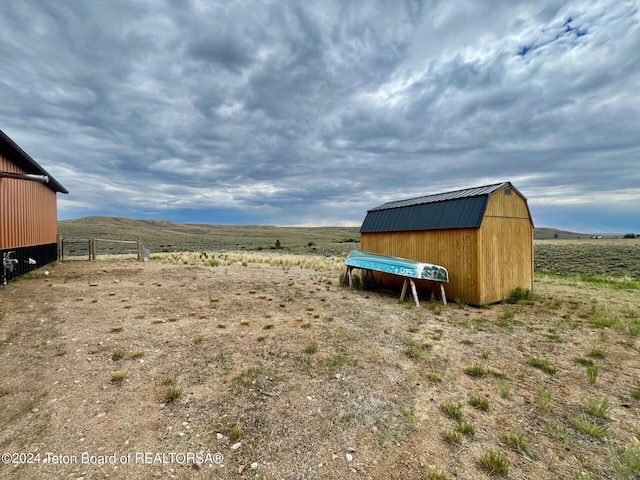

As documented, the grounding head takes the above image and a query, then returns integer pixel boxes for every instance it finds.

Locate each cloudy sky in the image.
[1,1,639,232]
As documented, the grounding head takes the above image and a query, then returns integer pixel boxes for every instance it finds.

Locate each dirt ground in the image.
[0,253,639,479]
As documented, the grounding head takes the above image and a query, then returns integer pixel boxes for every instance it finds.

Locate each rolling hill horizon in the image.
[58,216,616,246]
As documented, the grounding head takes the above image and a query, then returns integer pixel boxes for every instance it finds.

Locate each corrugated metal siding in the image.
[0,154,59,249]
[360,196,488,233]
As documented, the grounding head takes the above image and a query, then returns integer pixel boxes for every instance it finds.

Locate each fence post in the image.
[57,234,62,260]
[91,238,96,261]
[137,241,142,261]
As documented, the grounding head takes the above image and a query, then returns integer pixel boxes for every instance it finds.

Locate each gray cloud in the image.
[0,0,638,232]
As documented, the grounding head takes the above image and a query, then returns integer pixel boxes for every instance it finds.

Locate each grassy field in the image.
[535,239,640,279]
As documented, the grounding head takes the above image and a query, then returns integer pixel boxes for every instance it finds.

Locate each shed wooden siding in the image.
[361,228,481,304]
[0,154,58,250]
[478,188,533,304]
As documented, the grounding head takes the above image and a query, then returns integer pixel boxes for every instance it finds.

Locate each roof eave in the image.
[0,129,68,194]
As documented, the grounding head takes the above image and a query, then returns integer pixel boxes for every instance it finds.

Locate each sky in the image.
[1,0,639,233]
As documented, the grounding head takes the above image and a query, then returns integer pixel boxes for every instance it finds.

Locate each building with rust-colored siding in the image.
[1,130,68,283]
[360,182,533,305]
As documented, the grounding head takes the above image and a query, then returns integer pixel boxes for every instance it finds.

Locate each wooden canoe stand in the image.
[400,277,448,307]
[343,266,447,307]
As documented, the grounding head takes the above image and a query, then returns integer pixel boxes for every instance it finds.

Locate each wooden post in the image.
[409,279,420,307]
[91,238,96,261]
[56,234,62,260]
[440,283,447,306]
[137,241,142,261]
[342,267,350,287]
[400,278,409,302]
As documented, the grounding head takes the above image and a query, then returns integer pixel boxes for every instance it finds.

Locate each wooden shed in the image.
[1,129,68,284]
[360,182,533,305]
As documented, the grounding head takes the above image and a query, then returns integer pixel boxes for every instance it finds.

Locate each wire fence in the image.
[59,237,150,261]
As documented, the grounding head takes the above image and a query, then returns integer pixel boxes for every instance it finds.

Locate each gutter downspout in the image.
[0,171,50,184]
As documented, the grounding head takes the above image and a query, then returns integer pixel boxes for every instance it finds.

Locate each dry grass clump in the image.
[440,402,463,421]
[164,386,183,403]
[469,394,490,411]
[501,430,531,455]
[478,449,509,476]
[111,348,125,361]
[424,466,453,480]
[110,369,128,383]
[155,251,346,272]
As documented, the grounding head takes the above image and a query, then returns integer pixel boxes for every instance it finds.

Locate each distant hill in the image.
[58,216,361,253]
[534,228,594,240]
[59,216,599,251]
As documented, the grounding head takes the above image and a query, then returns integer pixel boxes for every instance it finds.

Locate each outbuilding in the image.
[360,182,533,305]
[1,129,68,284]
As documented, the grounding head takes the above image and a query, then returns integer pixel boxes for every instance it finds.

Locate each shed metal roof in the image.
[0,129,68,194]
[361,182,523,233]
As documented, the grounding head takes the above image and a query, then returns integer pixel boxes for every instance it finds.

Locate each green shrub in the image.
[612,441,640,477]
[536,388,552,410]
[585,397,611,418]
[442,429,463,445]
[111,349,125,361]
[498,379,511,398]
[465,363,489,377]
[304,342,318,354]
[425,467,453,480]
[164,386,183,403]
[508,287,535,303]
[572,414,606,439]
[478,449,509,476]
[502,430,530,454]
[469,394,490,411]
[576,357,595,367]
[528,357,557,375]
[456,421,476,436]
[440,402,463,421]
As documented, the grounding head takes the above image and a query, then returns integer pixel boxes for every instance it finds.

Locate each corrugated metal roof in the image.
[0,129,68,194]
[361,182,521,233]
[369,182,512,211]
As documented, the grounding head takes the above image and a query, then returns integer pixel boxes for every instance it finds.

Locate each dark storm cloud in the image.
[0,0,638,231]
[188,33,255,74]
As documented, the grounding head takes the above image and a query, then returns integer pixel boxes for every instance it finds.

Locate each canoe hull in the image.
[345,250,449,282]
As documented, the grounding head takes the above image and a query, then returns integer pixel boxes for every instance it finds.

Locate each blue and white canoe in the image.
[345,250,449,282]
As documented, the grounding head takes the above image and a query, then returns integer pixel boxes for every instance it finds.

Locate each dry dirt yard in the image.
[1,252,639,480]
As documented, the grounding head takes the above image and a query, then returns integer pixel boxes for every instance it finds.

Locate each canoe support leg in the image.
[410,279,420,307]
[400,278,408,302]
[400,278,420,307]
[440,283,447,306]
[342,267,352,288]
